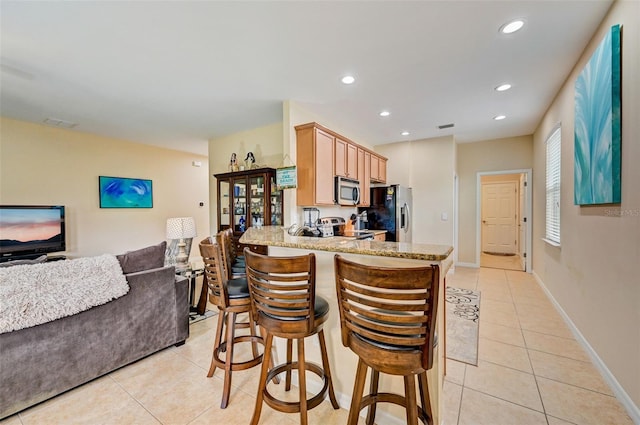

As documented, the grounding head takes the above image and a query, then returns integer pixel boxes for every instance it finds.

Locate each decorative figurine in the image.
[245,152,256,169]
[229,153,238,171]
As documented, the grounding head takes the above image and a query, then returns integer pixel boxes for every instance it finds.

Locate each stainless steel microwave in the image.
[335,176,361,206]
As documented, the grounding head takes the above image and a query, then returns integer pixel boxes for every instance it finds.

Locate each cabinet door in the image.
[346,142,358,179]
[378,157,387,183]
[370,155,380,181]
[315,129,335,205]
[232,178,247,232]
[270,176,283,225]
[219,180,231,229]
[248,174,265,227]
[357,149,371,206]
[335,138,347,177]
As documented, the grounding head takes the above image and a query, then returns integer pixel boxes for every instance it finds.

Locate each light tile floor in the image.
[443,266,634,425]
[1,267,634,425]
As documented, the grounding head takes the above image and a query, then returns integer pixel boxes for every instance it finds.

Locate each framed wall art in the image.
[574,24,621,205]
[99,176,153,208]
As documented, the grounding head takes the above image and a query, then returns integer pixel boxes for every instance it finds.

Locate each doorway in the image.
[476,170,532,272]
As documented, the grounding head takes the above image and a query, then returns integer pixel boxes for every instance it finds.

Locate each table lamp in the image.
[166,217,197,271]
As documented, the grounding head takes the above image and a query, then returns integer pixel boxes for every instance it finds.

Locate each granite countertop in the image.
[240,226,453,261]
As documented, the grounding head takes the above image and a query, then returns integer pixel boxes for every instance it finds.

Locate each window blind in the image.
[545,127,561,245]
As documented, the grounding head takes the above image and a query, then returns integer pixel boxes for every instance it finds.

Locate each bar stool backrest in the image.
[244,249,317,335]
[334,255,440,370]
[199,237,230,309]
[216,229,235,279]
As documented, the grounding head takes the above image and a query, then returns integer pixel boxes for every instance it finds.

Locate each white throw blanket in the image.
[0,254,129,334]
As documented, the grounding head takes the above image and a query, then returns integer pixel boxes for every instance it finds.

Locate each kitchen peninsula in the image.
[240,226,453,425]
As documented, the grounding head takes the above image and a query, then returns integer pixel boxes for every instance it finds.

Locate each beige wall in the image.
[376,136,456,245]
[532,0,640,413]
[208,122,284,232]
[457,136,533,264]
[0,117,210,259]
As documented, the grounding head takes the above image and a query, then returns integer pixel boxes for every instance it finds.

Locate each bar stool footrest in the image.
[212,335,264,372]
[263,361,329,413]
[359,392,430,425]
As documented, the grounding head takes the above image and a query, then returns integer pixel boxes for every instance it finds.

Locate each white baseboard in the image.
[455,261,479,268]
[532,271,640,424]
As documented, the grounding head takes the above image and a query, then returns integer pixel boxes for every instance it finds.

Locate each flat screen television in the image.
[0,205,66,262]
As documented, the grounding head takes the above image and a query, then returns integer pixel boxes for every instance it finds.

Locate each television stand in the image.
[46,255,67,262]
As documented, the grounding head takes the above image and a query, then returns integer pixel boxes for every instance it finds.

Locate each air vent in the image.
[43,118,78,129]
[438,123,455,130]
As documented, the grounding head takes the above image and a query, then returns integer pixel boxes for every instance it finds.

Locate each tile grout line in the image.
[507,269,552,425]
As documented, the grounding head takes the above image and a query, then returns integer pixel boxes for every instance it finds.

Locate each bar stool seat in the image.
[334,254,440,425]
[244,249,339,425]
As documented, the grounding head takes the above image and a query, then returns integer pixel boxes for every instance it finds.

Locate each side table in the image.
[176,267,206,318]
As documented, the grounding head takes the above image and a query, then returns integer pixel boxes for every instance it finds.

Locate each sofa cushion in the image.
[116,241,166,274]
[0,255,48,268]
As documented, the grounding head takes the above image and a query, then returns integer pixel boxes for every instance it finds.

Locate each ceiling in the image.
[0,1,612,156]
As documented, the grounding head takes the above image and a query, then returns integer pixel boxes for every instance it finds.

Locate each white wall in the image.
[0,117,210,258]
[208,122,283,232]
[376,136,456,245]
[457,136,533,264]
[532,0,640,415]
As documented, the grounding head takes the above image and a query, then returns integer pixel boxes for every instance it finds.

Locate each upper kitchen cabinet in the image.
[370,154,387,184]
[357,148,371,206]
[295,123,335,206]
[295,122,388,206]
[335,137,358,179]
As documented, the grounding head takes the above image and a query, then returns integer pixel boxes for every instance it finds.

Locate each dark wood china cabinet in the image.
[214,167,284,255]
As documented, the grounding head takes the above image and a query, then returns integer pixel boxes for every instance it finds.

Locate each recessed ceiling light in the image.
[341,75,355,85]
[379,111,390,117]
[495,83,512,92]
[401,131,410,136]
[494,115,507,121]
[500,19,525,34]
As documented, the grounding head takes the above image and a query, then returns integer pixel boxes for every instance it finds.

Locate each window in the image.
[545,126,561,245]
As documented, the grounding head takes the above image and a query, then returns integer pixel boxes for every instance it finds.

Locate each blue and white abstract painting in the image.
[574,24,621,205]
[99,176,153,208]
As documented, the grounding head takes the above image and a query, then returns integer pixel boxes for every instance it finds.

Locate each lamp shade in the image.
[166,217,197,239]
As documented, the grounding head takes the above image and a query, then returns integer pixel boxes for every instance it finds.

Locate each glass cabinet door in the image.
[220,180,230,228]
[249,175,265,227]
[233,179,247,232]
[270,177,283,225]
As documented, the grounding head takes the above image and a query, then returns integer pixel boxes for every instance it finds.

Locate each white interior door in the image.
[482,182,517,254]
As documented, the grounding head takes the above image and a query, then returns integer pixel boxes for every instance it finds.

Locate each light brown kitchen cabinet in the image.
[214,167,283,254]
[357,148,371,206]
[296,122,387,206]
[370,154,387,184]
[295,123,335,206]
[335,138,358,179]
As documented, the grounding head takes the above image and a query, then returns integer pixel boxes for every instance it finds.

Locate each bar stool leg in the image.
[297,338,308,425]
[348,359,369,425]
[317,329,339,408]
[366,369,380,425]
[220,311,237,408]
[248,309,260,359]
[285,339,293,391]
[251,332,273,425]
[404,375,418,425]
[207,309,225,377]
[418,372,433,425]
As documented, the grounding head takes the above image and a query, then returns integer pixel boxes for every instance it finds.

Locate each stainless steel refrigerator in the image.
[358,185,412,242]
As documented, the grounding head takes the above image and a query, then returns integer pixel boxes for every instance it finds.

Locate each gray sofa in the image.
[0,246,189,419]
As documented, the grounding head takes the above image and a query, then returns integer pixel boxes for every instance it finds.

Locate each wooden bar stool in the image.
[199,237,263,408]
[334,255,440,425]
[218,228,245,278]
[244,249,339,425]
